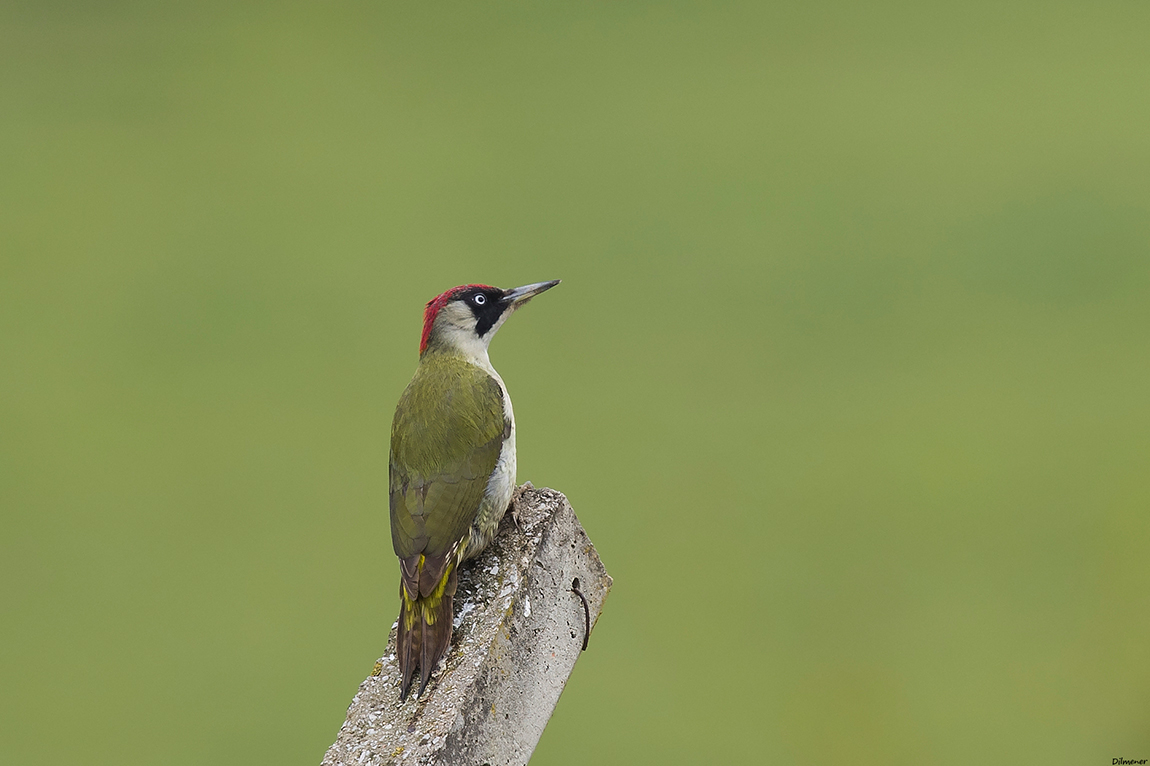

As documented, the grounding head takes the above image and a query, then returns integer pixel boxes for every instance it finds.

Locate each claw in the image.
[508,482,533,530]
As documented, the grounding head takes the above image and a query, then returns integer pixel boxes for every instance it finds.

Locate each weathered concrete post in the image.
[321,485,612,766]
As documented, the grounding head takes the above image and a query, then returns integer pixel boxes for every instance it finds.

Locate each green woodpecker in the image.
[389,279,560,700]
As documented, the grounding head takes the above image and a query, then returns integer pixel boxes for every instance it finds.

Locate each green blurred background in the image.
[3,2,1149,763]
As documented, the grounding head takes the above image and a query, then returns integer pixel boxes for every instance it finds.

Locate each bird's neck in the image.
[421,338,498,380]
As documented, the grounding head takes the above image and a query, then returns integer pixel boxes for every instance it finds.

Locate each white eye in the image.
[474,294,486,305]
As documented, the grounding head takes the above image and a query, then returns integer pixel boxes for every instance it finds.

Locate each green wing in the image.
[389,354,506,590]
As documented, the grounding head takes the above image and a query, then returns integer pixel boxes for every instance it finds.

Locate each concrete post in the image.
[322,485,612,766]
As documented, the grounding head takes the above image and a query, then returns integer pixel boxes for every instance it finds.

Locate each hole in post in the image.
[571,577,580,590]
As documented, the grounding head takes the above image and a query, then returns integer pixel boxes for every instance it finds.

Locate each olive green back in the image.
[389,352,507,560]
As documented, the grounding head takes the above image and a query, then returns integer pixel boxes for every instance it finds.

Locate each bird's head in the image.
[419,280,560,359]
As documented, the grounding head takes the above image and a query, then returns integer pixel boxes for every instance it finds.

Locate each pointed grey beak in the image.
[502,279,560,306]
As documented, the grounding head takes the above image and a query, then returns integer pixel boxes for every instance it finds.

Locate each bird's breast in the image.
[467,365,516,558]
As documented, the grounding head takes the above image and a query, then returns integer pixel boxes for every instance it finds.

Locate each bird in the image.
[388,279,560,701]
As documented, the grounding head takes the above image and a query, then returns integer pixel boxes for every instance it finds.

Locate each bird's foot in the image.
[508,482,533,531]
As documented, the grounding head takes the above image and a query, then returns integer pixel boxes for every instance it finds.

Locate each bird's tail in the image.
[397,559,458,701]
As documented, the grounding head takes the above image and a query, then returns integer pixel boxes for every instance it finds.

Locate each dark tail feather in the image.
[417,566,458,698]
[398,587,419,702]
[417,594,453,698]
[397,567,459,701]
